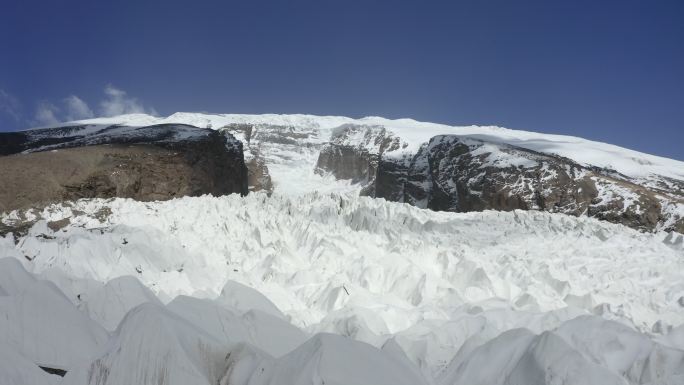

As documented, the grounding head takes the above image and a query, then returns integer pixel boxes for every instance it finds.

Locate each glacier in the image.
[1,192,684,384]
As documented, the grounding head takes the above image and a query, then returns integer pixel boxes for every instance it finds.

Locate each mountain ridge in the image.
[4,112,683,232]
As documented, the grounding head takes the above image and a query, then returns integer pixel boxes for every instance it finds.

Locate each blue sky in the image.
[1,0,682,160]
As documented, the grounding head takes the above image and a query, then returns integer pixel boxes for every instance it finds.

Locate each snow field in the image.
[1,193,683,384]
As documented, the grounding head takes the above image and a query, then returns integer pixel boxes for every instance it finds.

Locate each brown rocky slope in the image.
[0,123,248,212]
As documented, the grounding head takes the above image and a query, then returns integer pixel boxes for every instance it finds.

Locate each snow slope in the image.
[1,193,683,384]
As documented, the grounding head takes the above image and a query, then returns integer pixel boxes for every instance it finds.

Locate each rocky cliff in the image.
[315,124,404,188]
[0,123,248,212]
[316,125,684,232]
[220,123,274,193]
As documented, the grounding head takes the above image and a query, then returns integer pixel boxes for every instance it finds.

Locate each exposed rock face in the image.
[221,124,273,193]
[316,145,376,183]
[0,124,248,212]
[315,124,406,195]
[317,126,684,233]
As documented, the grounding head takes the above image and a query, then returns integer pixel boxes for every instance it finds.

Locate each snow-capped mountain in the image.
[1,113,684,385]
[11,112,681,231]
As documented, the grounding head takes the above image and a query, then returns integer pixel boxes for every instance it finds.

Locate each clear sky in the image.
[1,0,682,160]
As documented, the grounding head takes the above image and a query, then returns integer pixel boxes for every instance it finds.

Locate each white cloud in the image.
[99,85,157,117]
[0,89,22,121]
[33,102,61,126]
[22,85,156,128]
[64,95,94,121]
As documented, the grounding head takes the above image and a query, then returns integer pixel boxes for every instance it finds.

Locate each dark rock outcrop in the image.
[317,127,684,232]
[220,123,274,193]
[315,124,406,193]
[0,124,248,212]
[316,145,377,183]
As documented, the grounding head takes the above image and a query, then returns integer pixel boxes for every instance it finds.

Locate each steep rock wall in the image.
[0,124,248,212]
[316,127,684,232]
